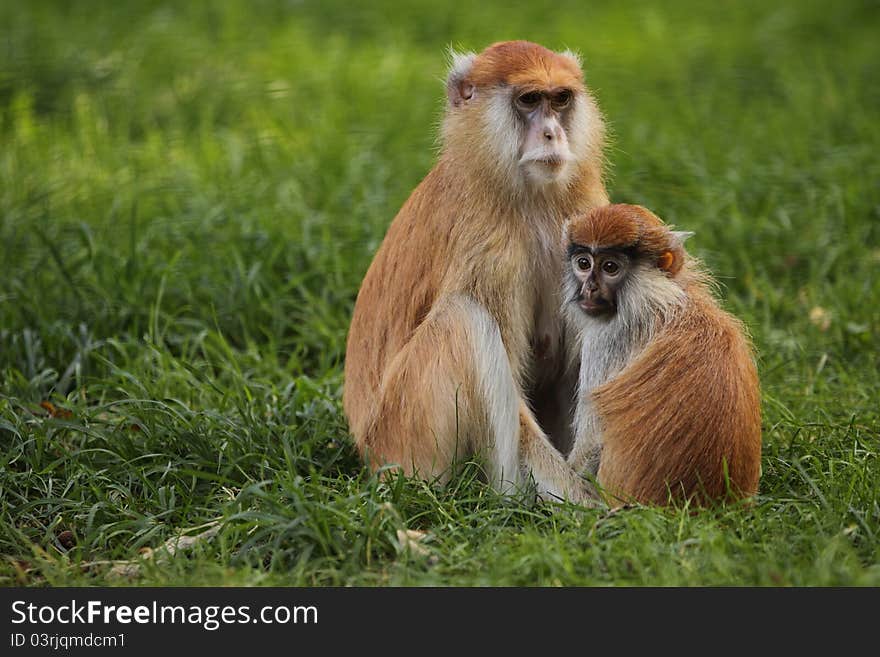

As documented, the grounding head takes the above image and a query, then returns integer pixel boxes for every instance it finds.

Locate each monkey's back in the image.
[342,164,452,441]
[594,287,762,505]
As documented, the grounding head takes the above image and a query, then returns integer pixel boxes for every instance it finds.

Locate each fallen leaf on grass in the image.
[396,529,430,557]
[809,306,831,331]
[57,530,76,550]
[156,522,222,557]
[39,401,73,419]
[83,520,222,580]
[108,562,143,579]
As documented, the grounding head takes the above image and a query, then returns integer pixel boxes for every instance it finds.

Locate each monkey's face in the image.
[569,248,630,317]
[442,42,601,193]
[513,87,576,185]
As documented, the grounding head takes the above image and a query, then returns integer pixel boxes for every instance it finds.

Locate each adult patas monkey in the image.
[562,204,762,505]
[344,41,608,499]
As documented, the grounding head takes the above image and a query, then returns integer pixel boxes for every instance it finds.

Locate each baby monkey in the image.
[562,204,761,506]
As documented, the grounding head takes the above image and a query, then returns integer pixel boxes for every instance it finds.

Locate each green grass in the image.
[1,0,878,586]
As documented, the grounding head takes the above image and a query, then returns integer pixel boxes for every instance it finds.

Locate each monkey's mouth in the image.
[578,297,614,316]
[520,151,568,170]
[532,154,565,168]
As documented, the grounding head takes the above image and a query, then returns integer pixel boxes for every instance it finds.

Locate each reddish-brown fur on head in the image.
[568,203,686,275]
[467,41,586,93]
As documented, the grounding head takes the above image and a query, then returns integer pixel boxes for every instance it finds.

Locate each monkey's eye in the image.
[602,260,620,275]
[576,257,591,271]
[516,91,542,109]
[552,90,572,109]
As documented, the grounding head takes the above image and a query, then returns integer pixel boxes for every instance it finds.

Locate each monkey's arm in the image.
[567,399,604,477]
[571,445,602,477]
[519,401,599,505]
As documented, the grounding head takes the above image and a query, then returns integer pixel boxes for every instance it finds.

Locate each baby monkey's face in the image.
[569,248,631,317]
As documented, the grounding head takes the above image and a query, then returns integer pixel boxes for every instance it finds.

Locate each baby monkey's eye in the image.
[576,257,591,271]
[602,260,620,275]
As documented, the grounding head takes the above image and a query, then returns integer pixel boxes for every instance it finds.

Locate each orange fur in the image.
[568,203,686,275]
[568,204,762,506]
[344,41,608,494]
[595,287,762,505]
[468,41,586,93]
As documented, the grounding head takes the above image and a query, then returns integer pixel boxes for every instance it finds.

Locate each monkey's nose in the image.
[543,128,555,141]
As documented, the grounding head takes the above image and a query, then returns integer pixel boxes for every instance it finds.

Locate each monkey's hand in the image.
[519,402,601,506]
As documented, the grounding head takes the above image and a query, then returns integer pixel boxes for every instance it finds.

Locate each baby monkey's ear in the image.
[657,251,675,272]
[670,230,695,248]
[657,231,693,275]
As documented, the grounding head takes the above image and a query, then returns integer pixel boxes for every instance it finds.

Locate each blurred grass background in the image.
[0,0,878,585]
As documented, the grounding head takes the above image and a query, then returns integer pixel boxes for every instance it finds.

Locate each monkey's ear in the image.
[657,251,675,272]
[670,231,694,248]
[447,50,477,107]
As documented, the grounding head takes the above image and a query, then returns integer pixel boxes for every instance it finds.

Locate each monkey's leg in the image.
[363,294,596,502]
[362,295,522,491]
